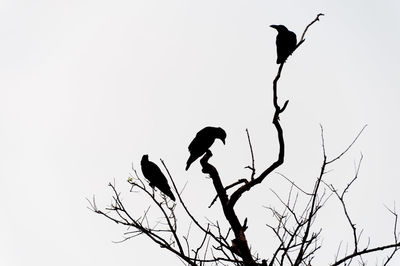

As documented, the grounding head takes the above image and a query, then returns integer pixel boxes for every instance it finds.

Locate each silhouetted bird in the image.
[141,155,176,201]
[270,25,297,64]
[186,127,226,171]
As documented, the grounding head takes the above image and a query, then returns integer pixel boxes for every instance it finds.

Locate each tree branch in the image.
[200,150,256,265]
[228,14,323,210]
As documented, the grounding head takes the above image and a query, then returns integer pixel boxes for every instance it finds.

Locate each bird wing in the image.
[146,161,169,187]
[276,35,288,64]
[276,30,297,64]
[188,127,215,152]
[186,127,216,170]
[144,161,175,201]
[287,31,297,54]
[141,161,155,186]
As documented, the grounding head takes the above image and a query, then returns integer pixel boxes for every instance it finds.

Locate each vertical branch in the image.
[245,128,256,180]
[228,60,287,210]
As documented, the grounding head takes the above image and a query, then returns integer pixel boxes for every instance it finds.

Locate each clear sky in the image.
[1,1,400,265]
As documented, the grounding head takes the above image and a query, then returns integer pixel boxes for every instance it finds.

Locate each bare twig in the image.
[299,13,325,43]
[246,128,256,180]
[276,172,313,196]
[326,155,363,253]
[326,125,367,165]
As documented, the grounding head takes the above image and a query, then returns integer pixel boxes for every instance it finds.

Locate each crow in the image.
[186,127,226,171]
[141,155,175,201]
[270,25,297,64]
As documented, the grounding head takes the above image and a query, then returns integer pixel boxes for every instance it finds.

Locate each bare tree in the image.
[88,14,400,265]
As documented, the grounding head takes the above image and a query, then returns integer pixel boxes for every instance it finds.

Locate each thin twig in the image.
[326,125,367,164]
[246,128,256,180]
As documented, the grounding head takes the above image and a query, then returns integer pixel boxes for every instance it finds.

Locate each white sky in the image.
[1,0,400,265]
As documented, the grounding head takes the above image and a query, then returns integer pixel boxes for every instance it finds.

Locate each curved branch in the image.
[326,125,367,164]
[331,242,400,266]
[299,13,324,43]
[228,14,323,209]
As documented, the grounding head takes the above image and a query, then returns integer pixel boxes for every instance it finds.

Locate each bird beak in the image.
[270,25,277,29]
[222,139,226,145]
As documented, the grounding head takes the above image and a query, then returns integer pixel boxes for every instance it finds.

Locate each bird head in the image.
[217,127,227,145]
[270,24,288,33]
[141,154,149,164]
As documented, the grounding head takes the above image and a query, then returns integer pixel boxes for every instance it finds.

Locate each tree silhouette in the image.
[88,14,400,265]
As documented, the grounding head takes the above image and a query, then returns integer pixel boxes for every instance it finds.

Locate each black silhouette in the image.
[90,15,400,266]
[270,25,297,64]
[141,155,175,201]
[186,127,226,171]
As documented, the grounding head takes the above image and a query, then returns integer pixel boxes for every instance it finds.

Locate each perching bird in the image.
[270,25,297,64]
[185,127,226,171]
[141,155,175,201]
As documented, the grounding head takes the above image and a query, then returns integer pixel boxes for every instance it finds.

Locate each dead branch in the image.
[228,14,323,210]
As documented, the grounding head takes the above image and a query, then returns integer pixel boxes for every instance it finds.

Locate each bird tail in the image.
[277,56,285,64]
[158,186,176,201]
[185,156,194,171]
[166,189,176,201]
